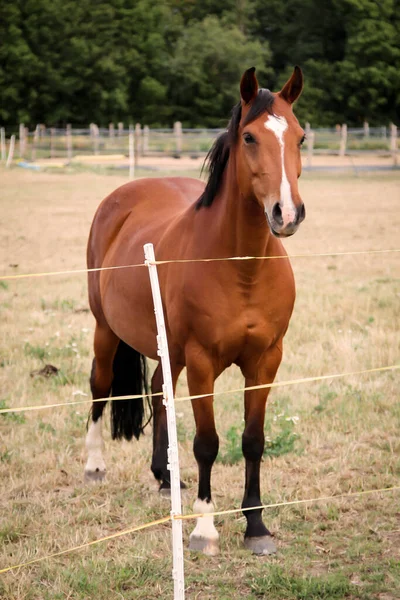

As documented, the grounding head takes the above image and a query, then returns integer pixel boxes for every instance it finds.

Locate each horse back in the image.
[87,177,204,324]
[88,177,204,269]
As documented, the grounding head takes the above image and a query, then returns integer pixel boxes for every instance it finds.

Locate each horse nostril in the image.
[299,202,306,222]
[272,202,283,225]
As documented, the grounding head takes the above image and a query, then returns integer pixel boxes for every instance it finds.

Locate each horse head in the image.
[236,66,306,237]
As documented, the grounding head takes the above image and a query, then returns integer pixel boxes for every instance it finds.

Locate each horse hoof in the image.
[84,468,106,484]
[244,535,277,555]
[189,535,219,556]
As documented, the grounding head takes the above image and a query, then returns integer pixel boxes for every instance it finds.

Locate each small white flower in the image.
[286,416,300,424]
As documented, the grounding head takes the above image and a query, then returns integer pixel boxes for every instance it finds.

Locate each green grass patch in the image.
[249,565,353,599]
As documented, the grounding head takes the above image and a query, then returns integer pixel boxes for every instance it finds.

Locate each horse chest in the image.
[187,301,288,361]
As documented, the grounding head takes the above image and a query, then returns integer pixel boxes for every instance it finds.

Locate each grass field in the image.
[0,166,399,600]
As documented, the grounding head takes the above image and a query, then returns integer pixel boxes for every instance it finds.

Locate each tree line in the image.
[1,0,399,129]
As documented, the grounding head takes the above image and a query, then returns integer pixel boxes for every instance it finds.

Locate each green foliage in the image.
[24,342,49,361]
[0,449,12,463]
[169,15,272,126]
[264,415,299,458]
[217,412,299,465]
[217,425,243,465]
[0,0,399,128]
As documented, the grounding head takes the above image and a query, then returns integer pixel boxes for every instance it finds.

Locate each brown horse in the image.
[84,66,305,556]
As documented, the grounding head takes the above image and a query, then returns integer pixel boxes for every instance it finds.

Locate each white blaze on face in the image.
[264,115,296,225]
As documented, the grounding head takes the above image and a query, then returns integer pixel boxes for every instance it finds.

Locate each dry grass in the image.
[0,166,399,599]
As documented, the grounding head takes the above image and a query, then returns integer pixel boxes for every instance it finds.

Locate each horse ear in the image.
[279,66,303,104]
[240,67,259,105]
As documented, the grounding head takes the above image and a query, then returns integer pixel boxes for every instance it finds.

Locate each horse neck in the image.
[204,155,271,260]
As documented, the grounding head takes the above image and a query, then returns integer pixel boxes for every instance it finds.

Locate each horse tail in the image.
[110,340,150,441]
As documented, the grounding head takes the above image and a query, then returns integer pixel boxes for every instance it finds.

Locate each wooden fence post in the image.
[19,123,25,158]
[31,125,39,161]
[307,131,314,168]
[390,123,398,167]
[66,124,73,160]
[363,121,369,138]
[109,123,114,140]
[174,121,182,156]
[50,128,55,158]
[0,128,5,161]
[129,130,135,179]
[135,123,142,158]
[90,123,99,155]
[6,134,15,168]
[118,122,123,138]
[339,123,347,157]
[24,127,29,155]
[143,125,149,155]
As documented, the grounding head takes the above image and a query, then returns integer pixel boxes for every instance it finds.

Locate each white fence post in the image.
[129,130,135,179]
[6,134,15,168]
[363,121,369,138]
[0,128,5,162]
[339,123,347,157]
[144,243,185,600]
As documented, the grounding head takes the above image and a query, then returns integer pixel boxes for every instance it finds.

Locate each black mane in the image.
[196,88,275,210]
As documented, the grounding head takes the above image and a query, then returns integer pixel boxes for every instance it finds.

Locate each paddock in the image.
[0,167,399,599]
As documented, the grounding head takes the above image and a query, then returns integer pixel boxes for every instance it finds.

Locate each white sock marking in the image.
[85,417,106,473]
[190,499,219,541]
[264,115,296,224]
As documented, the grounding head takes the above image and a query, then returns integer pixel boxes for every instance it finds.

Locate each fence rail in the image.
[0,121,398,167]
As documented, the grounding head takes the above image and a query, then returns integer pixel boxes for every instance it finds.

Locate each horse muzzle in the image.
[266,201,306,238]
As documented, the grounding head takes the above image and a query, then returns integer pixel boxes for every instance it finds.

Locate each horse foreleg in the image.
[84,323,119,483]
[150,361,185,494]
[187,355,219,556]
[241,345,282,555]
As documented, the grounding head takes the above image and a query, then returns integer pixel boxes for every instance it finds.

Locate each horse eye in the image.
[299,134,306,147]
[243,133,256,144]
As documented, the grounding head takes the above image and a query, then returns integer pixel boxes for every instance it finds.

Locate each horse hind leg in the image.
[84,323,119,483]
[151,361,186,494]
